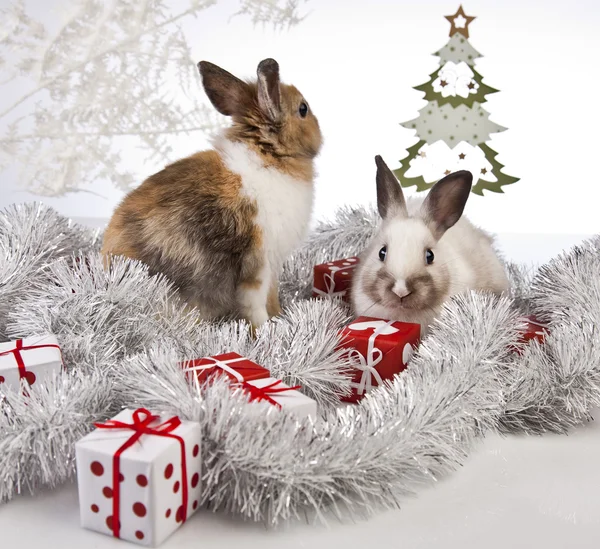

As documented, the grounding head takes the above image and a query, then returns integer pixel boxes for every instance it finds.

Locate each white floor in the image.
[2,231,598,549]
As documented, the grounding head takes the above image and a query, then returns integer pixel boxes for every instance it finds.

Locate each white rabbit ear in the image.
[375,155,407,219]
[421,170,472,239]
[198,61,250,117]
[257,58,281,121]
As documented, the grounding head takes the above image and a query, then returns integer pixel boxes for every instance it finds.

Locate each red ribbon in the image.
[94,409,188,539]
[239,380,302,409]
[0,339,63,384]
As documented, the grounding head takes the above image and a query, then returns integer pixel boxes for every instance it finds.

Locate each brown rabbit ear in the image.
[421,170,473,239]
[256,58,281,121]
[198,61,250,117]
[375,155,407,219]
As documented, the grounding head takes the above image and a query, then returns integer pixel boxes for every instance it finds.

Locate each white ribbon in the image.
[345,320,396,395]
[183,356,248,395]
[313,261,358,298]
[517,316,547,335]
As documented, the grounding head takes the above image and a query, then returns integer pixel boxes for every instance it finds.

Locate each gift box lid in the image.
[76,409,199,463]
[341,317,420,342]
[0,334,62,370]
[182,352,270,383]
[314,256,360,271]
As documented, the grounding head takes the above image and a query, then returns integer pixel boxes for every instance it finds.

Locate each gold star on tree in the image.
[444,169,451,175]
[467,81,475,90]
[440,80,448,87]
[458,153,466,160]
[481,167,487,174]
[445,5,476,38]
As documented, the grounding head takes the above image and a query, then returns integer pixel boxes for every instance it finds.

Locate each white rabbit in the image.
[351,155,509,332]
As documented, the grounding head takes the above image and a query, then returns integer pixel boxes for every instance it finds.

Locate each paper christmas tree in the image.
[395,5,518,195]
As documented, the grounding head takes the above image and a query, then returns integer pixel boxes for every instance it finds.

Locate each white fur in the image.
[216,137,314,323]
[352,196,509,331]
[237,262,271,326]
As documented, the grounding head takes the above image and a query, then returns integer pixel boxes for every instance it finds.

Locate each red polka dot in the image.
[135,531,144,540]
[119,473,124,482]
[136,474,148,487]
[90,461,104,476]
[24,371,36,385]
[164,464,173,479]
[91,504,99,513]
[193,500,198,510]
[191,473,199,488]
[102,486,113,498]
[105,516,120,531]
[193,444,199,457]
[133,502,147,517]
[165,508,172,518]
[175,506,184,523]
[173,481,180,493]
[0,375,5,384]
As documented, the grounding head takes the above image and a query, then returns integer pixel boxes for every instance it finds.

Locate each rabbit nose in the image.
[392,280,411,299]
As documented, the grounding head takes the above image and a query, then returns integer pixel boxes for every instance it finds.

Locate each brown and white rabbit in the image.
[102,59,322,329]
[351,156,509,332]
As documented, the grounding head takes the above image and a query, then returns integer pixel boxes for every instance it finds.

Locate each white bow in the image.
[345,320,397,395]
[183,356,248,395]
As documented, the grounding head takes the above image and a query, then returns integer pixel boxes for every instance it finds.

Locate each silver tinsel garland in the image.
[1,203,600,526]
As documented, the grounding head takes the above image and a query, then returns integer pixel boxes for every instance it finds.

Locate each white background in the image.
[2,3,600,544]
[1,0,600,235]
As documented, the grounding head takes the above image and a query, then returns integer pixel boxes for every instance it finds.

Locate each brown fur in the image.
[102,58,321,325]
[224,82,320,182]
[102,150,264,319]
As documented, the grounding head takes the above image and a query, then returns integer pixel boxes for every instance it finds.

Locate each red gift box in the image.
[517,316,548,345]
[181,352,270,388]
[313,257,360,302]
[337,317,420,403]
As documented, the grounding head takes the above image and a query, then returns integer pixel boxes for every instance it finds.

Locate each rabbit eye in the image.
[299,102,308,118]
[426,249,434,265]
[379,246,387,262]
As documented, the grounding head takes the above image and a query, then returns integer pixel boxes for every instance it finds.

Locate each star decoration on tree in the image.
[481,167,488,174]
[458,153,466,159]
[444,169,452,175]
[467,81,475,90]
[440,80,448,87]
[445,5,476,38]
[418,151,427,158]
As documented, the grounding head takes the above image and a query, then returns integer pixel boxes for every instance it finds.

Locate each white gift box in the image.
[0,334,63,390]
[242,378,317,421]
[75,409,202,547]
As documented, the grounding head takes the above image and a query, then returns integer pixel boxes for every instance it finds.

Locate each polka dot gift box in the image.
[336,318,421,403]
[0,334,63,391]
[312,257,360,302]
[75,408,201,547]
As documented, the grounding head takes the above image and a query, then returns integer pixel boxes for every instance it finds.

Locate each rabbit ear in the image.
[375,155,407,219]
[198,61,250,117]
[421,170,473,239]
[256,58,281,121]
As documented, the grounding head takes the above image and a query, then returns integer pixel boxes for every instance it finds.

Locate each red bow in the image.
[94,409,188,539]
[239,380,301,409]
[0,339,63,385]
